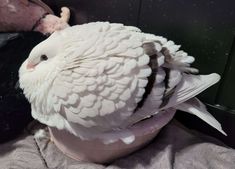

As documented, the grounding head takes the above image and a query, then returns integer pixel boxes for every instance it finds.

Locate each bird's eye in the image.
[40,54,48,61]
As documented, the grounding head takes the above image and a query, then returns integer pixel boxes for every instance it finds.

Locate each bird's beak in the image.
[26,63,36,70]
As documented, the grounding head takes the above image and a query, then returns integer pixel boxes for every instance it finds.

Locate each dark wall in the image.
[138,0,235,106]
[0,32,46,142]
[44,0,141,25]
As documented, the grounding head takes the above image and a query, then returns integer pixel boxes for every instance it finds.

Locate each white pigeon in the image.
[19,22,226,144]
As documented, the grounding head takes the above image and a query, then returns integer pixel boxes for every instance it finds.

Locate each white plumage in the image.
[19,22,226,144]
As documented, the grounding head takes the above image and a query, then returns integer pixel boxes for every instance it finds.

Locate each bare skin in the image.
[34,7,70,35]
[0,0,70,34]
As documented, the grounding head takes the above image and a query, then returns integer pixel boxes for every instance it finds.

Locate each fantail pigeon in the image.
[19,22,226,144]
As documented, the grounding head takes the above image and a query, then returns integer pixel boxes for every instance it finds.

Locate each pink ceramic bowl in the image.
[49,109,175,163]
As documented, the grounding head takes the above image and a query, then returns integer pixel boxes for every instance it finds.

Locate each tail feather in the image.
[161,73,221,110]
[126,73,221,127]
[175,98,226,135]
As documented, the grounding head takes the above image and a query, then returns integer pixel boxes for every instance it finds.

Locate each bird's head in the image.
[26,32,63,69]
[19,31,64,102]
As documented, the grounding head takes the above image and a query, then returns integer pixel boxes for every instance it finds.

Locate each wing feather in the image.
[46,23,151,136]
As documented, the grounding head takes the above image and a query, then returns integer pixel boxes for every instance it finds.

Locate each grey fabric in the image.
[0,120,235,169]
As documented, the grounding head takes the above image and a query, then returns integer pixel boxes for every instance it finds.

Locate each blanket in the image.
[0,120,235,169]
